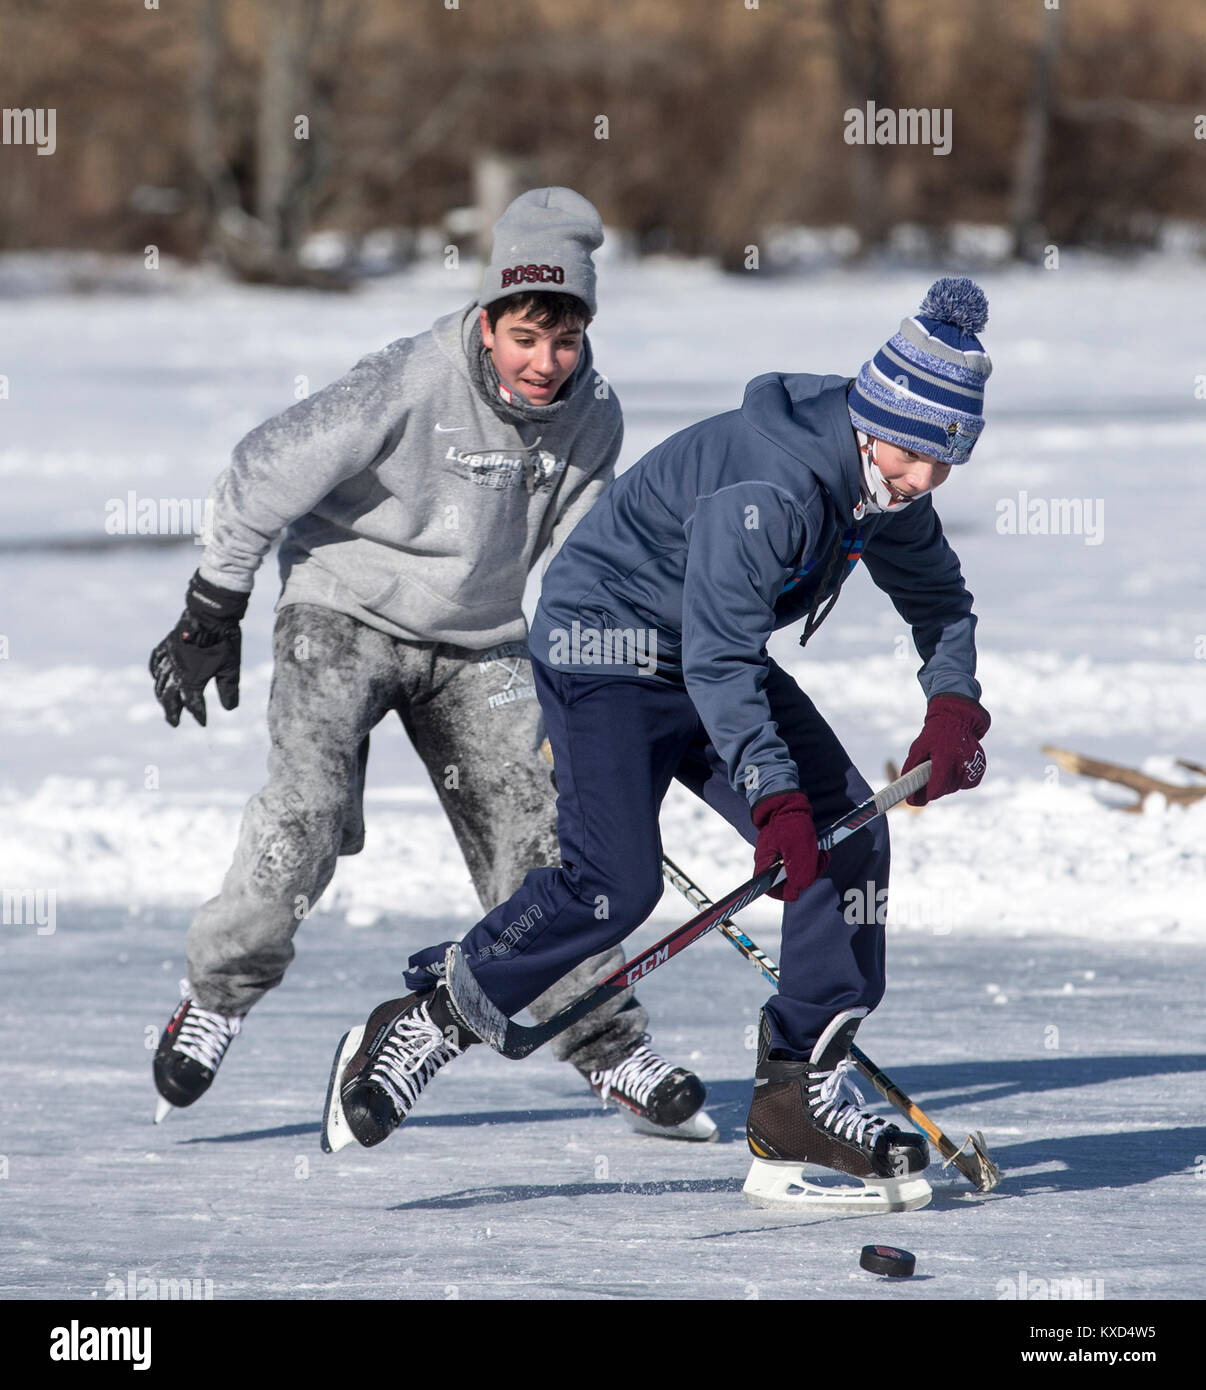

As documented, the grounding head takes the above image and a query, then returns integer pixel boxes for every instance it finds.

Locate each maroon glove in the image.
[752,791,830,902]
[901,694,991,806]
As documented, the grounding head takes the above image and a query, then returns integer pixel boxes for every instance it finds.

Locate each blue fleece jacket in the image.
[531,372,981,805]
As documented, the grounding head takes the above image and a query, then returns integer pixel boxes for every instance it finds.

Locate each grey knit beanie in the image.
[478,187,603,317]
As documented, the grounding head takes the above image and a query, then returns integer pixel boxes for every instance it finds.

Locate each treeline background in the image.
[1,0,1203,280]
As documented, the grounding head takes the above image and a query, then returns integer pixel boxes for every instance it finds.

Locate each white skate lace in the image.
[369,1003,464,1118]
[809,1058,889,1147]
[173,992,242,1072]
[590,1044,676,1107]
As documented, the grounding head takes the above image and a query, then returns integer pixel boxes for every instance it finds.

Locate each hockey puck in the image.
[859,1244,916,1278]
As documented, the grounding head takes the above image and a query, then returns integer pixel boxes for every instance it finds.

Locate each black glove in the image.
[150,571,249,727]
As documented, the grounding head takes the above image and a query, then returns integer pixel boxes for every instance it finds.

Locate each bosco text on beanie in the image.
[478,186,603,317]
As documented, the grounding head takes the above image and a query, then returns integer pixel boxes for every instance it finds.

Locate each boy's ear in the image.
[479,307,494,347]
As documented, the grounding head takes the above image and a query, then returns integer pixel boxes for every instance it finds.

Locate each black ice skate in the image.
[153,981,243,1123]
[584,1039,717,1141]
[321,986,478,1152]
[744,1008,932,1214]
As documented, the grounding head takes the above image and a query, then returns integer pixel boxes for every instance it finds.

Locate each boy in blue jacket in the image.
[325,279,994,1214]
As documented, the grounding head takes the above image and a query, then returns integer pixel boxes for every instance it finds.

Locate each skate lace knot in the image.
[371,1003,464,1113]
[590,1043,675,1107]
[174,1003,241,1072]
[809,1058,888,1147]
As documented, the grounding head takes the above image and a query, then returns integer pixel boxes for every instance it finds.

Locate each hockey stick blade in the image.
[445,761,930,1060]
[660,771,1004,1192]
[942,1129,1001,1193]
[657,918,1003,1185]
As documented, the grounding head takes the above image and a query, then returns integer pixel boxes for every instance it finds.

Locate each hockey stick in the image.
[660,853,1001,1193]
[443,761,931,1062]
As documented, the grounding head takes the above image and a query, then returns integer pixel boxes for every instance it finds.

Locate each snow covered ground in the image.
[1,249,1204,1306]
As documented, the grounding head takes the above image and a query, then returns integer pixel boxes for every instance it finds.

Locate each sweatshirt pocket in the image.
[355,574,402,611]
[334,548,405,611]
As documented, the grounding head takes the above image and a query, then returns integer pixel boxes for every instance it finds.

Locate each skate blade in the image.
[742,1158,932,1216]
[623,1106,719,1142]
[320,1025,364,1154]
[153,1095,174,1126]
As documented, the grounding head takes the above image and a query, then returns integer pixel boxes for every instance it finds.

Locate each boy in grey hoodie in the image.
[149,188,713,1140]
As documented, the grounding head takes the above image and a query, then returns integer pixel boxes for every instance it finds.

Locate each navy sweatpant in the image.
[405,658,890,1056]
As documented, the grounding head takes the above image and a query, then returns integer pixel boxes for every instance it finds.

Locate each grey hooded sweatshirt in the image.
[198,304,622,649]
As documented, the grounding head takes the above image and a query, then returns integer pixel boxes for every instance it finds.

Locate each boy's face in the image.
[480,307,587,406]
[871,438,953,500]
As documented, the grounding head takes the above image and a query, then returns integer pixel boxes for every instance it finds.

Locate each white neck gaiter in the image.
[855,431,922,517]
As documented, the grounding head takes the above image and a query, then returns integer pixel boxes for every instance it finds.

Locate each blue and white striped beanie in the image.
[847,277,992,465]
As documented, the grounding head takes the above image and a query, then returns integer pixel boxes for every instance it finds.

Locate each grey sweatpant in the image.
[185,605,647,1071]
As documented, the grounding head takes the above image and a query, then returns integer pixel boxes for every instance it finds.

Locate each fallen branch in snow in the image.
[1041,745,1206,812]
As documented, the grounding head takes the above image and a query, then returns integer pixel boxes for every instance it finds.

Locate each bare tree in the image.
[192,0,365,286]
[192,0,240,235]
[826,0,893,255]
[1010,3,1064,262]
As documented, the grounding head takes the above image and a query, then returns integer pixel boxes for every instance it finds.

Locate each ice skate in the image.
[152,980,243,1123]
[584,1038,717,1141]
[743,1008,931,1215]
[321,986,478,1152]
